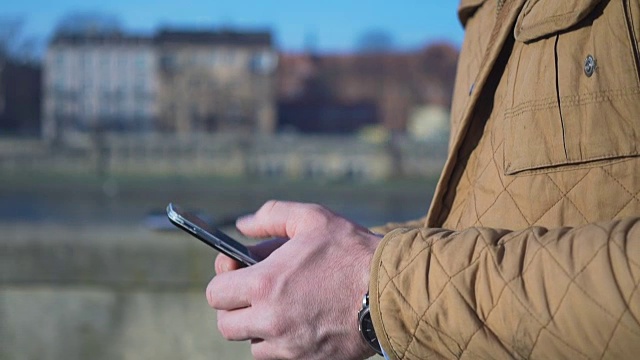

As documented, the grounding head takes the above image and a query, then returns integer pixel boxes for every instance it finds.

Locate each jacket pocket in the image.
[504,0,640,175]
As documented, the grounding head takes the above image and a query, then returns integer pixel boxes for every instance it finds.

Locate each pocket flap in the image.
[514,0,603,42]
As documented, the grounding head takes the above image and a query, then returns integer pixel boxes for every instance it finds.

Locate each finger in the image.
[214,253,243,275]
[206,270,252,310]
[236,200,312,239]
[217,308,281,343]
[216,308,261,341]
[251,339,292,360]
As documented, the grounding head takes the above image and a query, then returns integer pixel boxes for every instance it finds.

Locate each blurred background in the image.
[0,1,463,359]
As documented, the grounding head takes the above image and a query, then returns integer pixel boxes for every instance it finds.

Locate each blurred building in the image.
[407,104,450,141]
[277,43,458,134]
[278,99,377,134]
[0,56,5,129]
[276,53,378,134]
[0,59,42,136]
[43,33,158,141]
[155,29,277,134]
[42,28,276,141]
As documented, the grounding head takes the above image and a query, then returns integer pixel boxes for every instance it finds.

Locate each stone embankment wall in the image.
[0,134,448,180]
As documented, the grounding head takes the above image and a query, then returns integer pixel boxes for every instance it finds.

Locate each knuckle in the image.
[278,345,300,360]
[299,203,333,227]
[205,280,217,308]
[251,345,267,360]
[263,309,287,338]
[251,271,274,301]
[216,316,233,339]
[303,202,326,214]
[260,199,281,214]
[271,315,287,338]
[284,348,301,360]
[271,303,297,338]
[214,254,225,274]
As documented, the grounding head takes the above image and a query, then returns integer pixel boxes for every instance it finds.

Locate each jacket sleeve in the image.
[369,217,640,359]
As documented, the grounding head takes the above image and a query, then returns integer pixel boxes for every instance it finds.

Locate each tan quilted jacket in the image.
[369,0,640,358]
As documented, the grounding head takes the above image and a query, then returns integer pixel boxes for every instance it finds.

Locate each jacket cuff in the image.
[369,228,407,360]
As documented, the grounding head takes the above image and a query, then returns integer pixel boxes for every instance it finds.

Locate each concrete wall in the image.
[1,288,252,360]
[0,224,254,360]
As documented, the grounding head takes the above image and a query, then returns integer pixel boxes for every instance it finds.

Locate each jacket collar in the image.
[458,0,487,26]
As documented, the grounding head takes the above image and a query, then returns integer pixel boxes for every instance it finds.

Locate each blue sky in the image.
[5,1,465,52]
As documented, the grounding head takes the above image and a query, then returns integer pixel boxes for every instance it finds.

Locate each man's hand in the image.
[207,200,382,360]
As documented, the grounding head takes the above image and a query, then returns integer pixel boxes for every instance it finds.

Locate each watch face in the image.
[362,315,379,343]
[359,307,383,354]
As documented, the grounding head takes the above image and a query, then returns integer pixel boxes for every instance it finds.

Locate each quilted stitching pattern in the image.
[442,93,640,232]
[376,223,640,359]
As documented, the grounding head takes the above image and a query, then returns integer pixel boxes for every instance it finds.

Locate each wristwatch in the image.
[358,292,383,356]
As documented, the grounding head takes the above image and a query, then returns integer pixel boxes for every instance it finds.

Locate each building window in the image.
[210,51,219,66]
[83,75,92,90]
[136,104,146,118]
[160,54,176,71]
[136,55,146,69]
[225,51,236,65]
[251,51,278,74]
[54,72,63,88]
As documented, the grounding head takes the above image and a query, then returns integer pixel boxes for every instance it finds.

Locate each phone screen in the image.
[167,203,257,266]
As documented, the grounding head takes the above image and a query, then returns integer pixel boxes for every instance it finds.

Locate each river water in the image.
[0,179,433,230]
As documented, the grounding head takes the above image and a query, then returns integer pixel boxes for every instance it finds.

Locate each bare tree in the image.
[0,17,40,63]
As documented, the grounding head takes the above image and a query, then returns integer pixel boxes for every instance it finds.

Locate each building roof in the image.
[49,28,273,48]
[155,29,272,46]
[50,33,153,46]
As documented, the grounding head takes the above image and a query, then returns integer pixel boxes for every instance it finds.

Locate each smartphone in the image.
[166,203,258,266]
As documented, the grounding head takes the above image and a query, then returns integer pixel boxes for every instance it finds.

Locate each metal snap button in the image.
[584,55,596,77]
